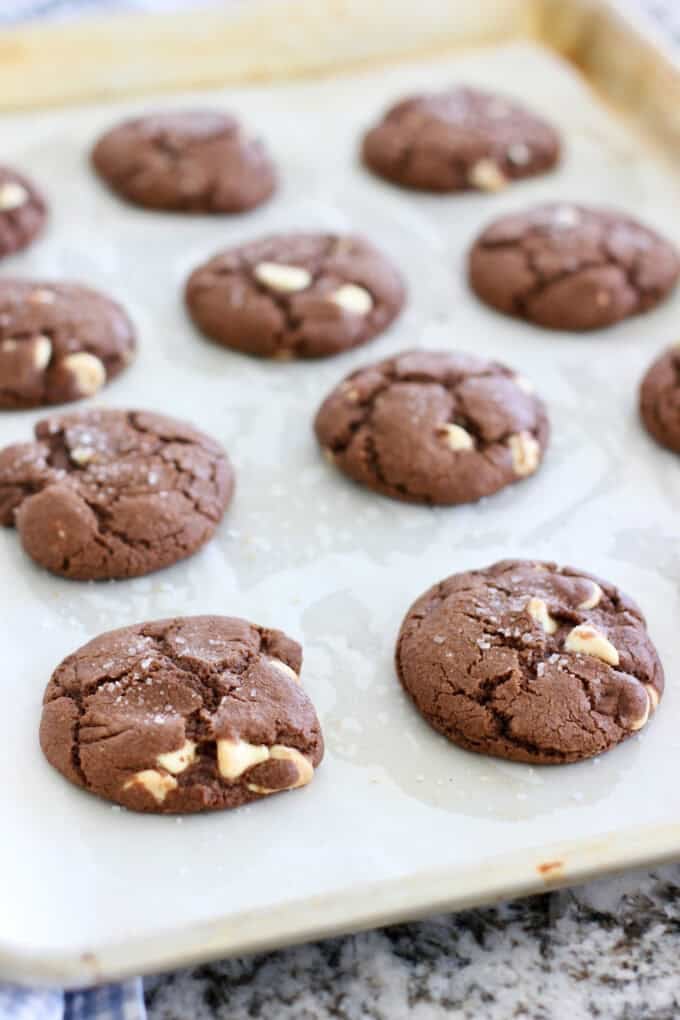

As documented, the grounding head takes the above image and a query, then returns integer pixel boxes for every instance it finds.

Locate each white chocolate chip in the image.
[552,205,580,228]
[217,737,269,780]
[330,283,373,315]
[0,181,29,211]
[62,352,106,397]
[123,769,177,804]
[630,683,660,731]
[508,432,540,477]
[514,375,535,394]
[468,159,508,193]
[645,683,660,711]
[595,290,611,308]
[1,339,17,352]
[254,261,311,293]
[526,596,558,635]
[32,335,52,371]
[340,382,360,403]
[564,624,619,666]
[246,745,314,795]
[29,288,55,305]
[507,142,531,166]
[629,694,650,732]
[70,446,95,466]
[323,447,335,465]
[438,423,475,452]
[157,739,197,775]
[577,582,603,611]
[268,657,300,683]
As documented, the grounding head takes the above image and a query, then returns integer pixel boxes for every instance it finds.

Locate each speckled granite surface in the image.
[144,864,680,1019]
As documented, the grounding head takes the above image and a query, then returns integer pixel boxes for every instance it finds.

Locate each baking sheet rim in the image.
[0,0,678,115]
[4,818,680,986]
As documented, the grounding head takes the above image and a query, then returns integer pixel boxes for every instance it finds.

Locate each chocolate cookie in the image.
[91,110,276,213]
[396,560,663,764]
[362,86,559,193]
[40,615,324,813]
[0,409,233,580]
[639,345,680,451]
[185,233,405,359]
[0,166,46,256]
[314,350,548,504]
[0,280,136,409]
[468,203,680,331]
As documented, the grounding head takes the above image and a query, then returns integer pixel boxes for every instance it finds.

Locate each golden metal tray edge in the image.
[0,0,678,160]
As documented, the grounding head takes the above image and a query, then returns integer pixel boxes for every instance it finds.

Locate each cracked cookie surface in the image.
[0,165,46,257]
[361,87,559,193]
[0,279,136,409]
[91,110,276,212]
[0,408,233,579]
[185,232,405,359]
[314,350,548,504]
[396,560,663,764]
[639,346,680,452]
[40,615,324,813]
[468,203,680,331]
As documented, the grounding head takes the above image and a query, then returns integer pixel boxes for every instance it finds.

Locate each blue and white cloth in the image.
[0,982,145,1020]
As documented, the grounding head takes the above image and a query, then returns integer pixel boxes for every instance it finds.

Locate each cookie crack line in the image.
[418,614,602,755]
[1,408,233,580]
[324,358,511,456]
[316,350,547,506]
[362,87,559,194]
[0,281,135,410]
[50,625,265,740]
[92,110,276,214]
[239,236,360,356]
[469,204,680,330]
[395,560,662,764]
[186,232,403,360]
[41,617,322,813]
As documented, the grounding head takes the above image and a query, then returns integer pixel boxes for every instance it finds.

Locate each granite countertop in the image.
[144,864,680,1019]
[4,3,680,1018]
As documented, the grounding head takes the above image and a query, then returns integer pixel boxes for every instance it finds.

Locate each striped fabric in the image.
[0,982,145,1019]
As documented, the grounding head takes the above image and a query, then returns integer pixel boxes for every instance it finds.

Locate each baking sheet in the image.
[2,40,680,986]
